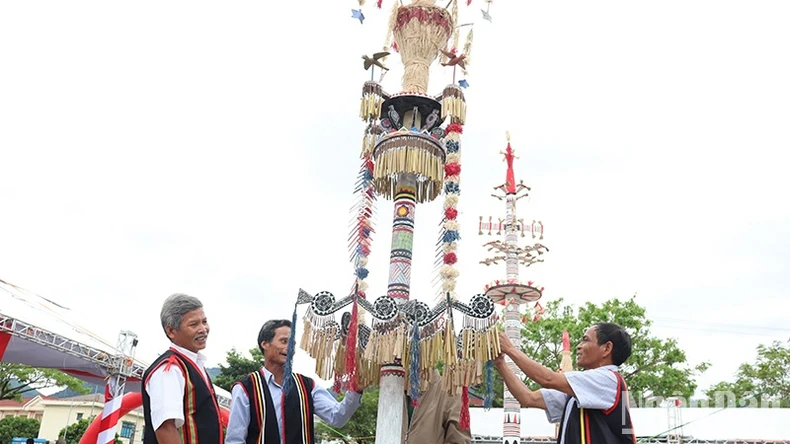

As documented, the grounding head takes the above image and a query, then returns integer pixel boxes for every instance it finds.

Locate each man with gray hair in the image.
[142,293,224,444]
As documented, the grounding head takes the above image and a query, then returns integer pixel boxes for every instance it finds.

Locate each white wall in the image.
[469,407,790,440]
[38,401,144,444]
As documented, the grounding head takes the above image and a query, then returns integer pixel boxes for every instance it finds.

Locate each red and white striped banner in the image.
[97,384,123,444]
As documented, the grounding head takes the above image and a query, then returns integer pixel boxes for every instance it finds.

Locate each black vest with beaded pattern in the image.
[558,371,636,444]
[236,369,316,444]
[142,348,223,444]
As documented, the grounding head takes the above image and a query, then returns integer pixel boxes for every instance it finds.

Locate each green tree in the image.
[705,339,790,408]
[0,363,89,401]
[315,389,378,443]
[0,416,40,442]
[59,416,93,443]
[519,296,709,406]
[215,348,265,392]
[57,416,122,444]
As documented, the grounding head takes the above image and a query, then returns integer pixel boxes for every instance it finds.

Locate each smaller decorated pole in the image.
[555,330,573,439]
[479,133,549,444]
[560,330,572,372]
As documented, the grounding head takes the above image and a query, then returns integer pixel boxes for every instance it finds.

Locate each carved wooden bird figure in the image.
[440,49,467,70]
[362,52,390,71]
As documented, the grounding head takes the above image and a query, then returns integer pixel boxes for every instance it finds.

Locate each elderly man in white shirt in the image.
[225,319,364,444]
[142,293,224,444]
[494,322,636,444]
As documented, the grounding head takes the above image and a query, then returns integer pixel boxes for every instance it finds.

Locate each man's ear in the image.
[165,326,177,340]
[260,341,268,352]
[601,340,613,357]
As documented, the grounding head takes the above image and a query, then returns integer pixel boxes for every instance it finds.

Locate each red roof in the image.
[0,395,51,408]
[0,397,33,407]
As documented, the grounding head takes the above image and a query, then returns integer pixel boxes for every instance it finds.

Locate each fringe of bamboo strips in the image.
[301,314,497,395]
[360,93,383,121]
[372,146,443,198]
[442,359,484,396]
[334,335,346,375]
[460,326,501,362]
[300,319,338,380]
[374,146,444,181]
[300,319,312,353]
[362,132,377,156]
[441,96,467,123]
[333,340,382,389]
[444,318,458,368]
[358,357,381,388]
[363,323,407,365]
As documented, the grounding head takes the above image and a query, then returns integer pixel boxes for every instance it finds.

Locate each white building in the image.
[37,394,144,444]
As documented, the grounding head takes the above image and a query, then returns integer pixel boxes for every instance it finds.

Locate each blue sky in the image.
[1,0,788,397]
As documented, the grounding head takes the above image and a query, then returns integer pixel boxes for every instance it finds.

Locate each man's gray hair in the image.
[160,293,203,334]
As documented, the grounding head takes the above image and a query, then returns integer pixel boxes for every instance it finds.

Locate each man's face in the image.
[166,308,209,353]
[261,326,291,366]
[576,326,611,369]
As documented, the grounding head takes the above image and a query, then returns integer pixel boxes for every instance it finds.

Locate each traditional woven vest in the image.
[558,371,636,444]
[142,348,223,444]
[237,369,316,444]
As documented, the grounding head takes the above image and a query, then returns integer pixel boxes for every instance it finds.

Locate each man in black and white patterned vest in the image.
[495,322,636,444]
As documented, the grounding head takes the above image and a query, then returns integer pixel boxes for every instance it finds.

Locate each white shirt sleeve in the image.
[312,386,363,428]
[225,384,251,444]
[565,367,619,410]
[540,389,570,423]
[145,364,186,431]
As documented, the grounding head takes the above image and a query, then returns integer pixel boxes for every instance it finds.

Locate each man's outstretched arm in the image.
[498,331,576,397]
[312,385,363,428]
[494,355,546,409]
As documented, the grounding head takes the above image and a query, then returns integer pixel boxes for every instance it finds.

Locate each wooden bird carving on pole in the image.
[440,49,467,83]
[362,51,390,81]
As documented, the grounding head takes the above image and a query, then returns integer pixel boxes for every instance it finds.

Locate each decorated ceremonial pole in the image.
[295,2,503,444]
[371,2,456,442]
[479,133,549,444]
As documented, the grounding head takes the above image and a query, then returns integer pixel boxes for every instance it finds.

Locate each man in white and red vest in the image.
[142,293,223,444]
[495,322,636,444]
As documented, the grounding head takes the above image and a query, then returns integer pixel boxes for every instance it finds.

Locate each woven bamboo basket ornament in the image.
[392,1,453,94]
